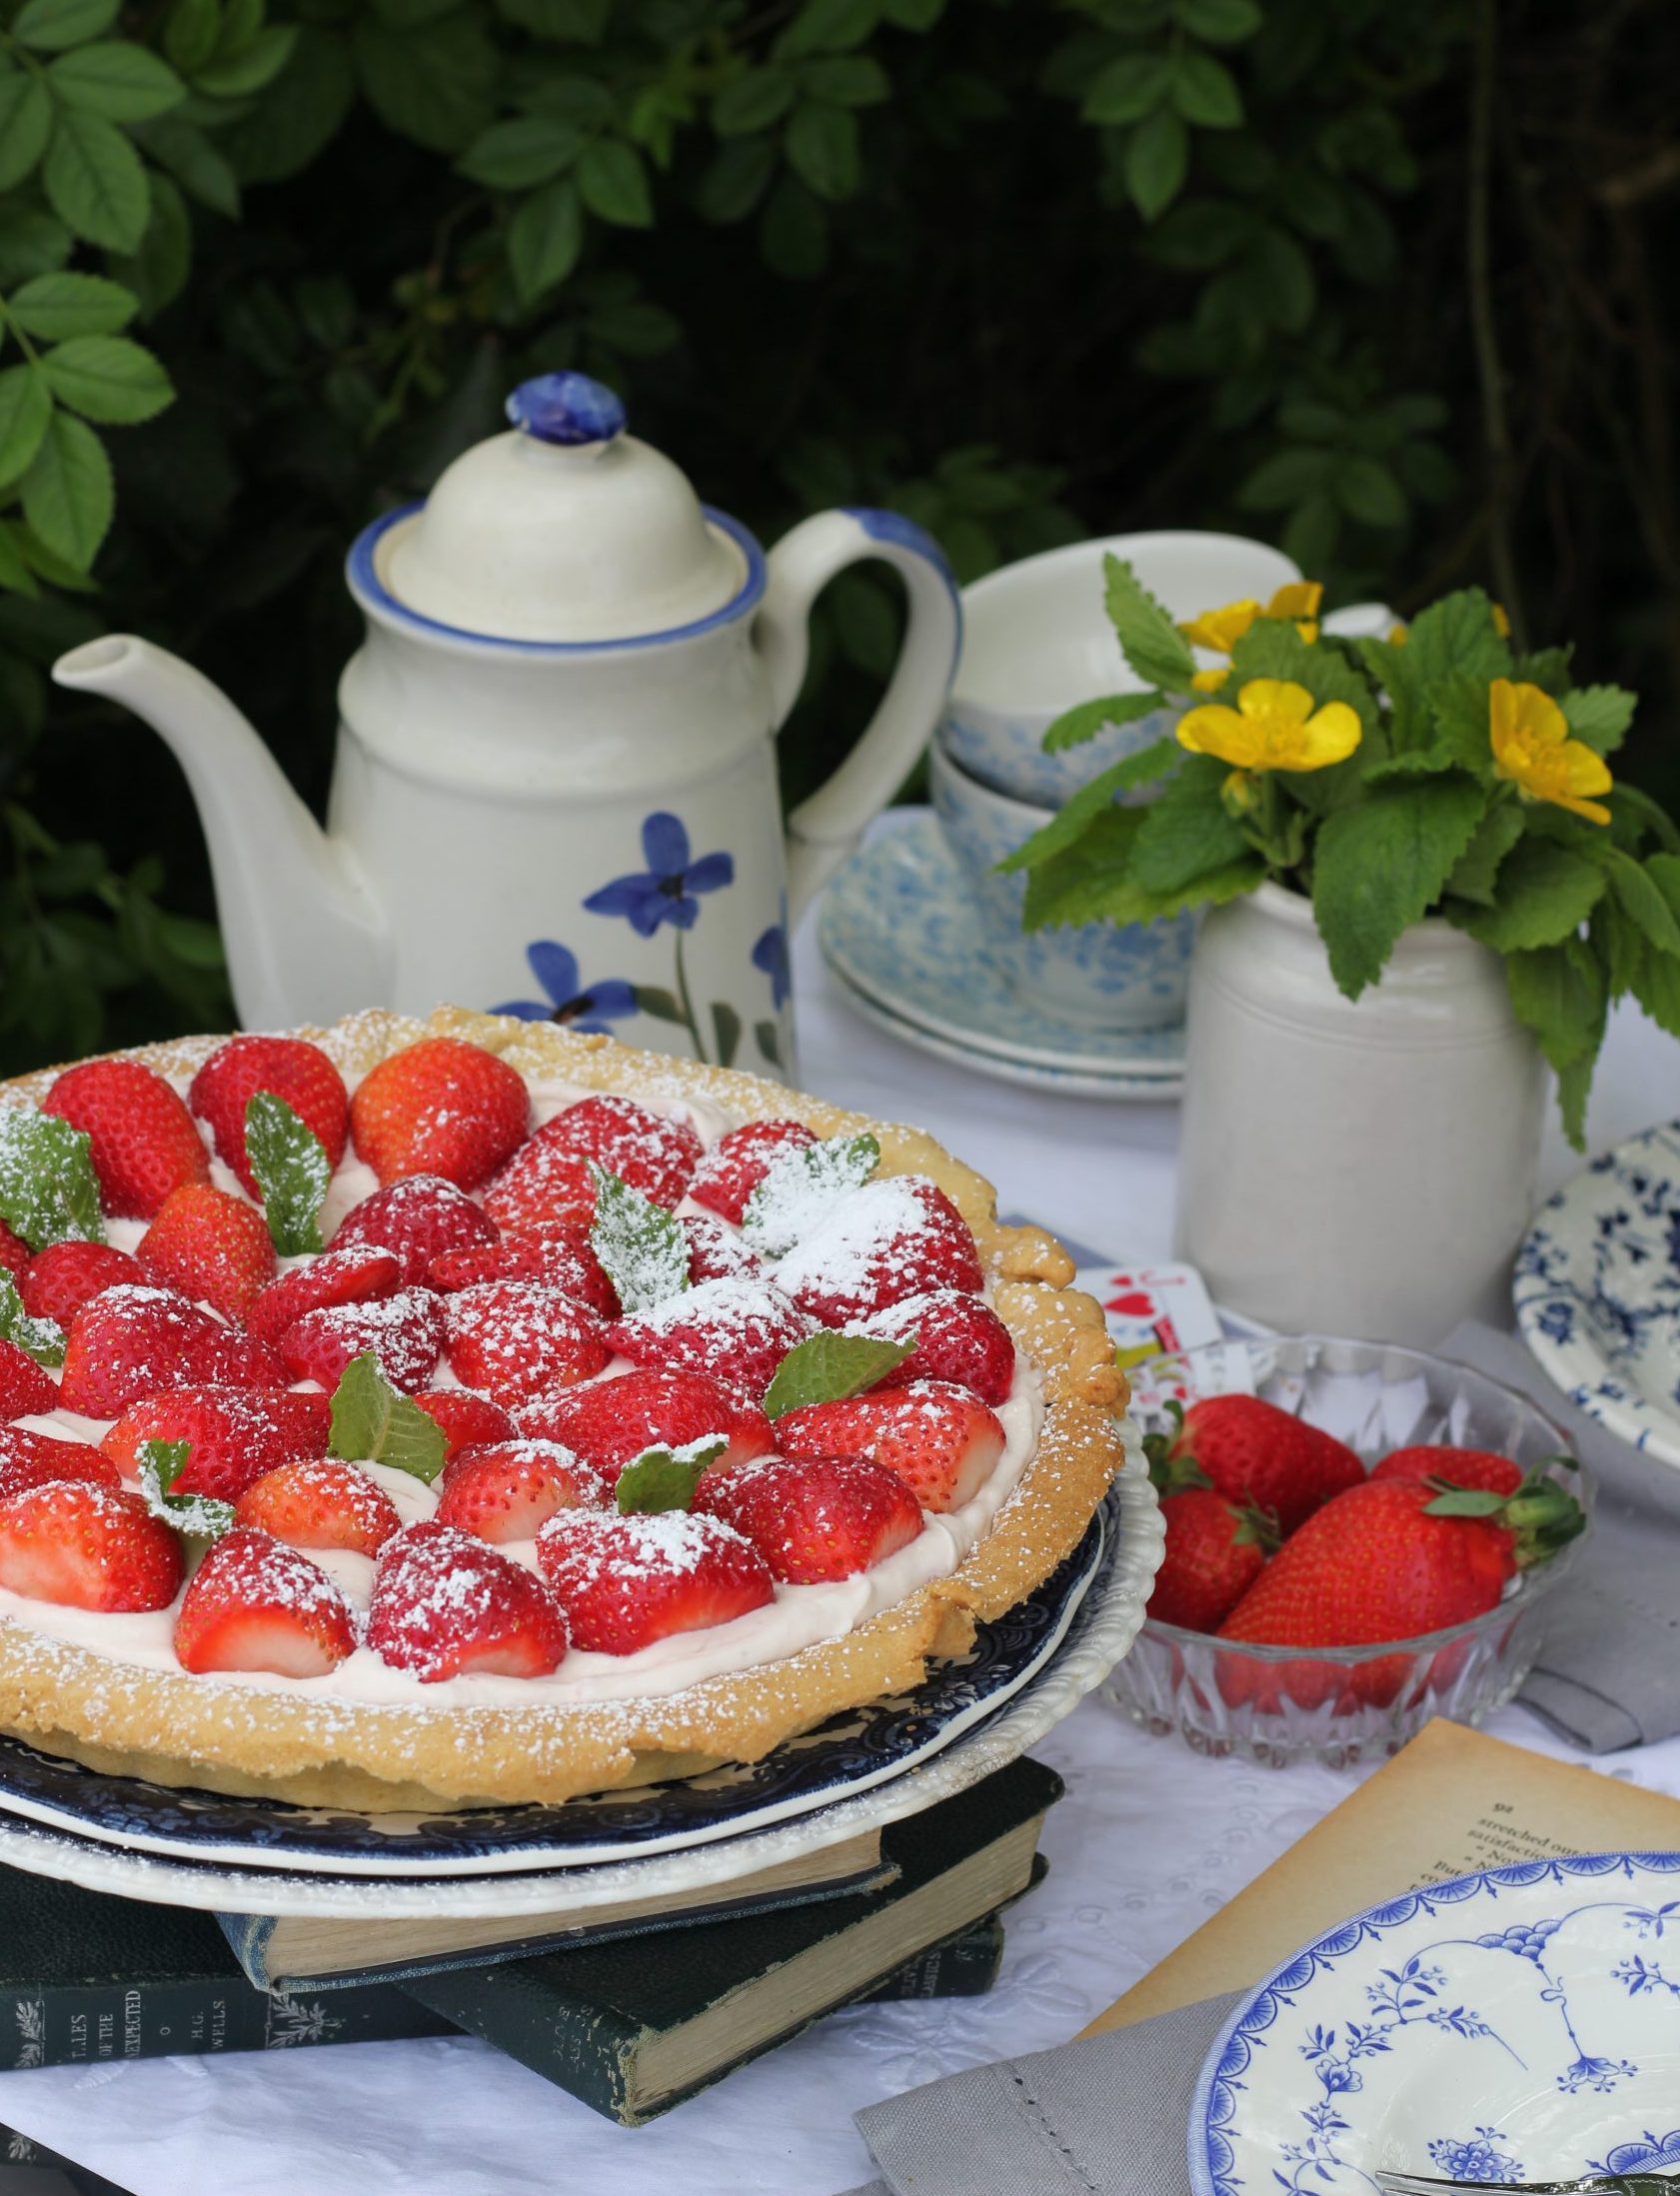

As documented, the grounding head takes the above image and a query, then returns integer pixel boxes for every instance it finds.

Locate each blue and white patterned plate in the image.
[0,1497,1110,1879]
[1191,1851,1680,2195]
[818,813,1185,1095]
[1515,1122,1680,1468]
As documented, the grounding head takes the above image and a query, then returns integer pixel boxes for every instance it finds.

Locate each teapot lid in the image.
[373,373,752,645]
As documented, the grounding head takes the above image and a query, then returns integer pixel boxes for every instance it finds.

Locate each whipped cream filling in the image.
[0,1067,1042,1710]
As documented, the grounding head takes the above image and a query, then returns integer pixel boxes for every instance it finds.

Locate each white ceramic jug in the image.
[52,372,959,1078]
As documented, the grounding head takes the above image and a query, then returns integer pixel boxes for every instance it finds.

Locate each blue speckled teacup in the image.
[929,736,1193,1031]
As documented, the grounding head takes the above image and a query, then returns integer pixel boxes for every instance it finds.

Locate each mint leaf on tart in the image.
[0,1269,65,1367]
[328,1350,447,1484]
[742,1130,880,1257]
[136,1438,236,1541]
[616,1435,729,1515]
[763,1328,916,1417]
[245,1091,331,1256]
[0,1103,105,1251]
[588,1163,689,1313]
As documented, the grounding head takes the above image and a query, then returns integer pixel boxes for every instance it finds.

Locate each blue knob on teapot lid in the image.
[506,372,627,448]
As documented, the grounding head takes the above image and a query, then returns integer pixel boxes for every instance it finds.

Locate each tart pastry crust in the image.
[0,1009,1130,1809]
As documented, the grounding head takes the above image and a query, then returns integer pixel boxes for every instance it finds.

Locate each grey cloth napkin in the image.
[846,1990,1240,2196]
[1446,1318,1680,1751]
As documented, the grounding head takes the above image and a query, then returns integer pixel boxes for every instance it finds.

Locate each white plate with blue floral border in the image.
[818,814,1185,1098]
[1190,1850,1680,2195]
[1514,1122,1680,1469]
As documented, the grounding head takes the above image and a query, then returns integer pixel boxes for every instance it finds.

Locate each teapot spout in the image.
[53,636,392,1030]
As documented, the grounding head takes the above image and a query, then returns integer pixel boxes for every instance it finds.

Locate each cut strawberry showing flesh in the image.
[246,1245,403,1348]
[174,1529,356,1676]
[773,1380,1005,1513]
[280,1287,446,1395]
[367,1520,570,1680]
[60,1285,285,1418]
[0,1481,183,1611]
[18,1240,144,1327]
[0,1335,56,1419]
[536,1509,775,1655]
[772,1176,983,1326]
[519,1367,774,1486]
[330,1174,499,1286]
[102,1385,333,1502]
[695,1452,922,1583]
[0,1426,122,1504]
[444,1279,610,1406]
[605,1277,817,1402]
[434,1438,608,1542]
[480,1097,703,1229]
[862,1289,1016,1406]
[689,1119,819,1225]
[427,1220,618,1315]
[234,1457,403,1557]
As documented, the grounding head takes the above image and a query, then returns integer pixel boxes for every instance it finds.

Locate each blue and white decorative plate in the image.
[0,1497,1110,1880]
[818,814,1185,1098]
[1515,1122,1680,1468]
[1191,1851,1680,2195]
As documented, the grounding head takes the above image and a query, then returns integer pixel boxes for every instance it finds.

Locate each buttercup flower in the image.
[1179,581,1323,655]
[1191,667,1230,694]
[1488,678,1612,826]
[1176,678,1361,774]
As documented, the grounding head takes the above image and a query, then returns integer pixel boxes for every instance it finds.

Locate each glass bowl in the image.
[1102,1334,1592,1768]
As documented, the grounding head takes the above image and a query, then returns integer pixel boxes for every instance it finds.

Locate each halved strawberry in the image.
[17,1240,143,1326]
[279,1287,446,1395]
[427,1220,618,1315]
[0,1220,29,1278]
[174,1528,355,1676]
[189,1035,350,1198]
[0,1335,55,1418]
[101,1385,332,1502]
[864,1290,1016,1407]
[689,1118,819,1225]
[43,1058,210,1220]
[682,1214,765,1285]
[0,1481,182,1611]
[773,1176,983,1325]
[246,1244,404,1347]
[519,1367,774,1486]
[694,1452,921,1583]
[234,1457,402,1556]
[59,1285,284,1417]
[412,1387,517,1461]
[481,1097,702,1229]
[605,1277,817,1401]
[330,1175,499,1286]
[367,1520,570,1680]
[536,1508,774,1654]
[444,1280,610,1405]
[138,1183,277,1323]
[350,1038,529,1189]
[433,1438,607,1542]
[773,1380,1005,1513]
[0,1425,121,1503]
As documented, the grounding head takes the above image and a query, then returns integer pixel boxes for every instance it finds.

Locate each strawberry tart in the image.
[0,1008,1128,1810]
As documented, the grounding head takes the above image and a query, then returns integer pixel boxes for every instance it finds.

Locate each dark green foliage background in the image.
[0,0,1675,1073]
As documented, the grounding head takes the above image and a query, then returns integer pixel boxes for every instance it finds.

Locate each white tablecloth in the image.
[4,857,1678,2195]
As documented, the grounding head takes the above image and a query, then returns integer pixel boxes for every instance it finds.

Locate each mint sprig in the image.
[763,1329,915,1417]
[742,1131,880,1257]
[246,1091,330,1256]
[616,1435,728,1515]
[0,1103,105,1251]
[136,1438,235,1541]
[0,1268,65,1368]
[588,1163,689,1313]
[328,1351,447,1484]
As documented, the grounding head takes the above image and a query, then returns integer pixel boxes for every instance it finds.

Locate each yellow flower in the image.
[1488,677,1612,826]
[1388,622,1408,647]
[1191,666,1230,694]
[1176,678,1363,774]
[1491,601,1511,639]
[1178,581,1324,655]
[1264,580,1322,643]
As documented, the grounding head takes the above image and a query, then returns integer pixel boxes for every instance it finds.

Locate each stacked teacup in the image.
[931,532,1307,1034]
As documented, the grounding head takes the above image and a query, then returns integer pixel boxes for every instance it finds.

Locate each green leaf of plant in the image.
[0,75,54,191]
[785,100,859,203]
[0,1267,65,1366]
[507,176,582,301]
[1450,838,1606,950]
[802,55,888,106]
[1081,53,1171,125]
[192,22,296,97]
[1170,51,1241,128]
[107,170,191,317]
[1310,773,1486,997]
[1334,453,1405,528]
[20,407,113,571]
[1608,784,1680,857]
[43,107,150,251]
[46,43,185,121]
[1396,587,1511,687]
[245,1090,330,1255]
[458,114,583,189]
[998,738,1179,874]
[1041,691,1168,754]
[1561,683,1636,758]
[137,117,239,216]
[353,14,497,156]
[328,1350,448,1483]
[696,136,778,223]
[615,1435,728,1515]
[1103,554,1195,694]
[12,0,119,52]
[1236,445,1331,511]
[1505,935,1607,1071]
[763,1329,916,1416]
[0,367,53,492]
[1598,845,1680,956]
[1442,800,1524,906]
[165,0,220,75]
[8,270,137,341]
[714,66,794,136]
[1125,106,1187,221]
[39,334,172,424]
[1131,754,1251,892]
[137,1436,236,1539]
[773,0,876,62]
[0,1101,105,1249]
[1175,0,1261,40]
[589,1163,688,1314]
[743,1129,879,1256]
[578,138,654,226]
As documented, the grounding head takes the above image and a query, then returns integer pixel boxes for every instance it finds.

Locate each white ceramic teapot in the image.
[52,371,959,1078]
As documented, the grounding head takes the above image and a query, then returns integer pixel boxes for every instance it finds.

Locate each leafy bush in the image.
[0,0,1674,1072]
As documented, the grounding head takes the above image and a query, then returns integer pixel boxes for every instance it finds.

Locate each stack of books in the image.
[0,1755,1061,2136]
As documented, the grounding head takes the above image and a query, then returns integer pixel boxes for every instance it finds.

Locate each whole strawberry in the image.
[44,1059,209,1220]
[1154,1394,1363,1535]
[138,1183,278,1323]
[350,1038,529,1189]
[1147,1488,1273,1633]
[1369,1443,1524,1497]
[189,1036,350,1198]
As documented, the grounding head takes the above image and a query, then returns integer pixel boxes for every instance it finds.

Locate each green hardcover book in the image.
[403,1754,1062,2125]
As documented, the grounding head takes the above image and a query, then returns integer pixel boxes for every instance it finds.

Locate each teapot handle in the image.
[758,508,959,921]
